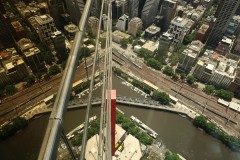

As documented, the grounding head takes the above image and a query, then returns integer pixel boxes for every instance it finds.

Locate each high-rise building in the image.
[11,21,26,40]
[157,32,172,61]
[24,47,46,72]
[160,0,177,32]
[47,0,65,29]
[144,25,160,39]
[112,0,128,19]
[128,0,139,19]
[116,14,129,31]
[51,31,67,62]
[228,69,240,98]
[206,0,240,49]
[35,14,57,42]
[88,16,100,37]
[0,12,15,49]
[141,0,160,27]
[65,0,85,24]
[5,55,30,84]
[168,16,189,48]
[128,17,143,37]
[64,23,78,40]
[177,40,204,73]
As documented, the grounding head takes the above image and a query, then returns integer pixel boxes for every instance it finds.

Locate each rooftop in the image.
[145,25,160,34]
[171,17,189,27]
[142,41,158,53]
[35,14,53,24]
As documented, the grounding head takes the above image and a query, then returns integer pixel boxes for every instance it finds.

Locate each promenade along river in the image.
[0,76,240,160]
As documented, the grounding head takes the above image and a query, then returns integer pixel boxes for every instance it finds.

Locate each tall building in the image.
[5,55,30,84]
[35,14,57,42]
[65,0,85,24]
[128,0,139,19]
[47,0,65,29]
[157,32,172,61]
[160,0,177,32]
[168,16,189,48]
[64,23,78,40]
[228,69,240,98]
[177,40,204,73]
[141,0,160,27]
[51,31,67,62]
[24,47,46,72]
[112,0,128,19]
[0,12,15,49]
[128,17,143,37]
[88,16,100,37]
[11,21,26,40]
[144,25,160,39]
[206,0,240,49]
[116,14,129,31]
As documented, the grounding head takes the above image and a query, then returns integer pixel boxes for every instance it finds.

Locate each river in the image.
[0,76,239,160]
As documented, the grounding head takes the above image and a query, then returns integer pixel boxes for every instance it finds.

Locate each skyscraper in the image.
[47,0,65,29]
[128,0,139,19]
[0,12,15,49]
[160,0,177,32]
[206,0,240,49]
[65,0,85,24]
[141,0,160,27]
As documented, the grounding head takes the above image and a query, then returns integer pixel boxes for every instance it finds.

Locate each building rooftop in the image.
[64,24,79,33]
[112,30,131,39]
[11,21,24,32]
[171,17,189,27]
[145,25,160,34]
[142,41,158,53]
[35,14,53,24]
[197,23,209,34]
[24,47,40,57]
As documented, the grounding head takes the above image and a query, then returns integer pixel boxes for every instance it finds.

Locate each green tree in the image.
[61,60,67,69]
[146,58,162,70]
[163,66,174,76]
[183,34,195,45]
[120,38,128,49]
[180,73,186,81]
[138,48,152,60]
[132,39,138,47]
[49,65,61,76]
[5,85,17,95]
[165,151,181,160]
[44,73,50,80]
[24,74,36,85]
[186,75,196,85]
[136,30,142,37]
[203,85,215,95]
[152,90,171,105]
[35,72,42,81]
[216,89,234,102]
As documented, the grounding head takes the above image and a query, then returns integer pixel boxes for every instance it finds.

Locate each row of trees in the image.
[71,119,100,146]
[74,80,90,94]
[203,85,234,101]
[193,116,240,151]
[113,67,129,81]
[131,79,152,94]
[116,112,153,145]
[162,66,197,87]
[0,117,28,141]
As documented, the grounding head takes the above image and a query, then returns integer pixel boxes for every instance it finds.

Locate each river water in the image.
[0,76,239,160]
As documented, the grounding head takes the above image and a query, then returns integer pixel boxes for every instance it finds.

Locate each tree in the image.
[49,65,61,76]
[139,48,152,60]
[132,39,138,48]
[203,85,215,95]
[120,38,128,49]
[163,66,174,76]
[35,72,42,81]
[152,90,171,105]
[216,89,234,102]
[136,30,143,37]
[183,34,195,45]
[44,73,50,80]
[5,85,17,95]
[165,151,181,160]
[42,51,54,65]
[172,73,179,80]
[24,74,36,85]
[61,60,67,69]
[146,58,162,70]
[80,47,91,58]
[180,73,186,81]
[186,75,196,86]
